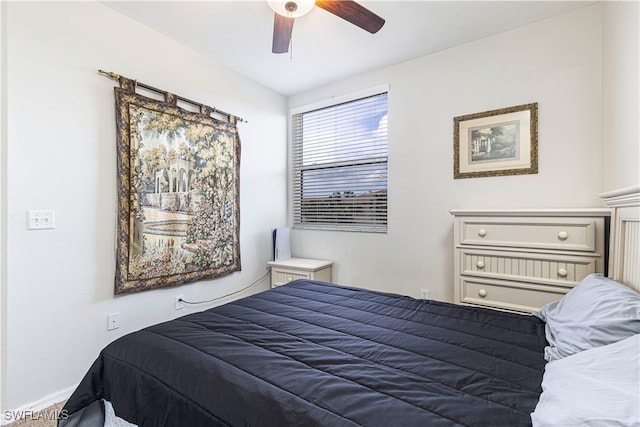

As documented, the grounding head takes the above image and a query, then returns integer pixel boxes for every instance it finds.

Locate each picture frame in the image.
[453,103,538,179]
[113,80,241,294]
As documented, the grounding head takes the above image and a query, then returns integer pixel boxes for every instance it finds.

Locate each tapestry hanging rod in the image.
[98,69,246,124]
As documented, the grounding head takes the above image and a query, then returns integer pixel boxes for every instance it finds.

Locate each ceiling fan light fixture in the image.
[267,0,315,18]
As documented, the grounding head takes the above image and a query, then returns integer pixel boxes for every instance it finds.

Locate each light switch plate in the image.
[107,313,121,331]
[27,210,55,230]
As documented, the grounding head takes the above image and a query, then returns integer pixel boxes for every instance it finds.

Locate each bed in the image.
[59,187,640,427]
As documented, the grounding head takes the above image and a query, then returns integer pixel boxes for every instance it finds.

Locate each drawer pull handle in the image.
[558,231,569,240]
[476,261,485,269]
[478,289,487,298]
[478,229,487,237]
[558,268,568,277]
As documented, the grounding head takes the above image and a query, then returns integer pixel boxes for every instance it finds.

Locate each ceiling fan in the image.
[268,0,385,54]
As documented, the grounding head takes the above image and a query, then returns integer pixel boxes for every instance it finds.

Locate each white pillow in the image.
[533,274,640,362]
[531,334,640,427]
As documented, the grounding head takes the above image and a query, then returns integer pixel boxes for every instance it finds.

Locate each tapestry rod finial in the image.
[98,69,121,81]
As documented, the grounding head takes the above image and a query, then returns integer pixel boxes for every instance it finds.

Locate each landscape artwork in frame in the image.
[454,103,538,179]
[114,85,241,294]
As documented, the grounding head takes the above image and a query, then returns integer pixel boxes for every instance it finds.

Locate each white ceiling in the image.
[104,1,596,96]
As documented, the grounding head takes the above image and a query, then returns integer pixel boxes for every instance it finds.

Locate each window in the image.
[291,90,388,232]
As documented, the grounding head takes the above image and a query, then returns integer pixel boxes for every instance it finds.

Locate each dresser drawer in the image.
[459,277,568,313]
[459,249,597,286]
[459,217,598,251]
[272,268,311,287]
[268,258,333,288]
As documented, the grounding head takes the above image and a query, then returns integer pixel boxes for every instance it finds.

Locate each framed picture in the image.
[453,103,538,179]
[113,80,241,294]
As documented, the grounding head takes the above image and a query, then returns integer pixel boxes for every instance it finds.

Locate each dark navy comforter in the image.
[60,280,547,426]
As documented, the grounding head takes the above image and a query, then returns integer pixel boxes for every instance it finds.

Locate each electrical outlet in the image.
[175,295,184,310]
[107,313,121,331]
[421,288,429,299]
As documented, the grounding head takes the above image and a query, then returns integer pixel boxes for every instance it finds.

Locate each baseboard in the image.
[1,384,76,425]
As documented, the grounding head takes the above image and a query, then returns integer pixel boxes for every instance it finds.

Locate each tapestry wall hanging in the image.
[100,70,242,294]
[453,103,538,179]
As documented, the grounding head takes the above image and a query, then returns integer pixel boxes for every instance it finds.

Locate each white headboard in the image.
[600,185,640,292]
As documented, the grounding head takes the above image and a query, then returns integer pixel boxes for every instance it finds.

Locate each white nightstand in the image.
[267,258,333,288]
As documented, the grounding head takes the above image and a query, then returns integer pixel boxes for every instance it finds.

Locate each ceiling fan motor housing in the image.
[270,0,386,54]
[268,0,315,18]
[285,2,298,13]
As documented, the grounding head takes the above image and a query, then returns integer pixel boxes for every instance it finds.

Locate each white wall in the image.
[602,0,640,193]
[288,5,604,301]
[0,0,7,414]
[2,2,286,411]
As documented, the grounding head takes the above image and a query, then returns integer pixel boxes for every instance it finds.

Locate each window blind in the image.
[292,92,388,232]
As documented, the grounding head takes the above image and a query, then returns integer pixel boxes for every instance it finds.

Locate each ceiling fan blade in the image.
[272,13,295,54]
[315,0,385,34]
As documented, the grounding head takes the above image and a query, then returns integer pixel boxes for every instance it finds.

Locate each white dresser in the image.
[450,209,610,314]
